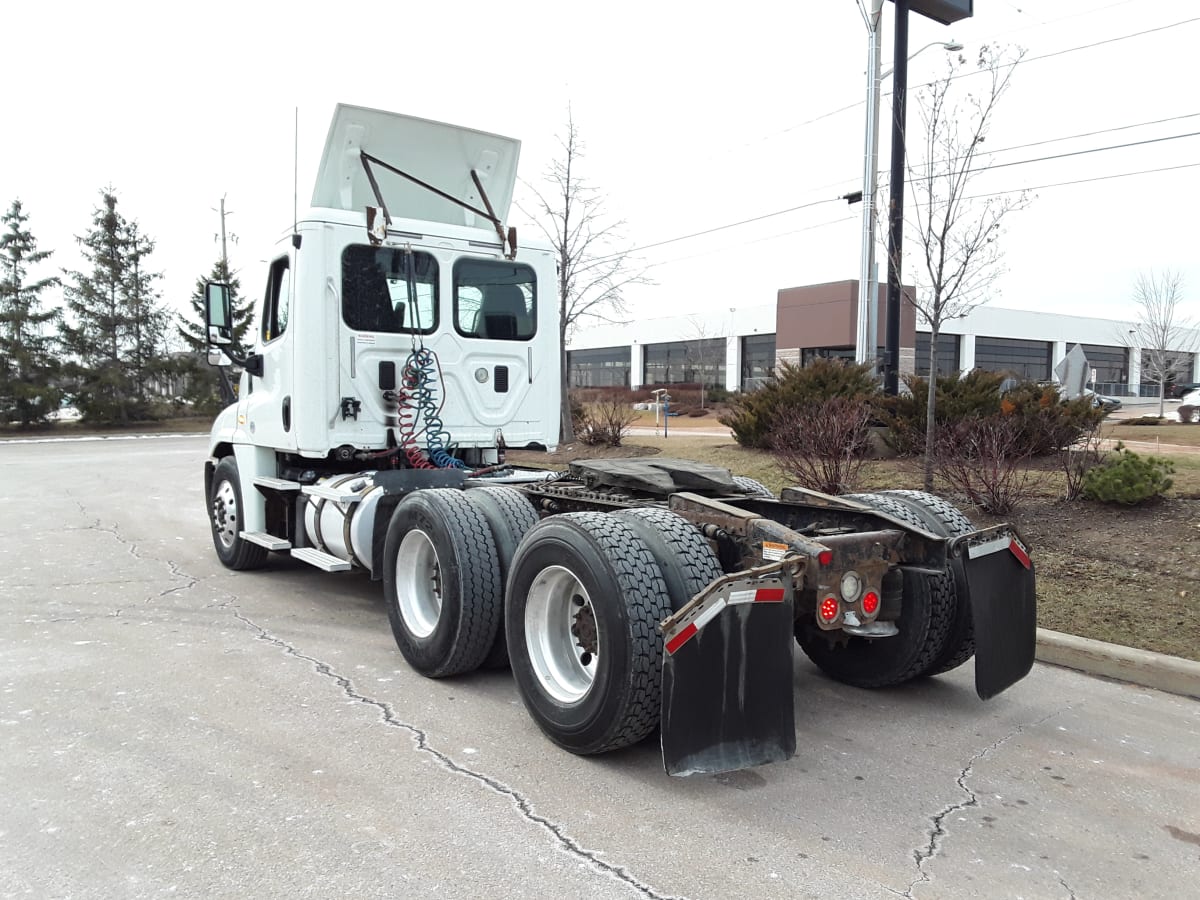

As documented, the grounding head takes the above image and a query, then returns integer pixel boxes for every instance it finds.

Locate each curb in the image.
[1036,628,1200,700]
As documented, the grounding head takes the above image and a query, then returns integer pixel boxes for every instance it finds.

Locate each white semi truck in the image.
[202,104,1037,776]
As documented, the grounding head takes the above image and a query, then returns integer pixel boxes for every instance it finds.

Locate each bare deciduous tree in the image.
[523,111,648,442]
[684,314,725,409]
[892,43,1032,491]
[1124,270,1195,417]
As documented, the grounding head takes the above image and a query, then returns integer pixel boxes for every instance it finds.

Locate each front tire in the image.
[506,513,672,755]
[383,489,502,677]
[209,456,268,571]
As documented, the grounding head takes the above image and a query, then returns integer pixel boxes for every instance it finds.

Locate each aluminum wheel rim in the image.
[212,479,238,549]
[396,529,442,639]
[525,565,599,704]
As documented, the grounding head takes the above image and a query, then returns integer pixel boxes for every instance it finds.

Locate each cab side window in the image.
[262,256,291,343]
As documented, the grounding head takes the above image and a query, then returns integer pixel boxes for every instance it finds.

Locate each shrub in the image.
[880,369,1006,456]
[881,372,1103,457]
[576,398,636,447]
[1081,443,1174,505]
[721,358,878,449]
[768,397,873,495]
[1060,415,1107,501]
[931,414,1035,515]
[1176,406,1196,424]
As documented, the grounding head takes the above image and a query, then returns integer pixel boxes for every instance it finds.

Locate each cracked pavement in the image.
[2,436,1199,899]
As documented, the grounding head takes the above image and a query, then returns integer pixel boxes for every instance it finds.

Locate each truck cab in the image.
[209,104,559,470]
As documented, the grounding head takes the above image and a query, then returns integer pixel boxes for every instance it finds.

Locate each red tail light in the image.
[862,591,880,615]
[818,596,839,622]
[817,550,833,566]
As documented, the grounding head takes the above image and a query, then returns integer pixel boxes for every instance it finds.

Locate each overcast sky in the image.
[2,0,1196,343]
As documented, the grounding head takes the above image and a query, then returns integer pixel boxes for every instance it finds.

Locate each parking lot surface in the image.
[1,435,1198,898]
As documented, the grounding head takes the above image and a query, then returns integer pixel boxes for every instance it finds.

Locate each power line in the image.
[608,196,842,262]
[962,161,1200,202]
[644,215,859,270]
[983,112,1200,157]
[737,15,1200,154]
[974,129,1200,173]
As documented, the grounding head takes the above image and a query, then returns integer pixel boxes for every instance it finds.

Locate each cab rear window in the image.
[453,259,536,341]
[342,245,438,333]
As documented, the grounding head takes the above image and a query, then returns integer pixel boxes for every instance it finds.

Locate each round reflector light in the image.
[840,570,861,601]
[818,550,834,566]
[862,591,880,615]
[818,596,839,622]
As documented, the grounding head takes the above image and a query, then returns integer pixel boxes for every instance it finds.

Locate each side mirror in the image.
[207,347,232,367]
[205,282,233,346]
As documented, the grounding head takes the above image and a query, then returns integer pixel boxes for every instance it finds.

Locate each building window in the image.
[568,346,631,388]
[800,347,855,367]
[1077,343,1127,385]
[740,334,776,390]
[915,332,960,376]
[974,336,1052,381]
[643,339,725,387]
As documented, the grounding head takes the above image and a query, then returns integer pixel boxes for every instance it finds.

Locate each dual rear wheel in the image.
[383,493,722,754]
[795,490,976,688]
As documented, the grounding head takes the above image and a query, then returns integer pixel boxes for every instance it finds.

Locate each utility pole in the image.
[882,0,910,396]
[213,195,237,276]
[880,0,974,394]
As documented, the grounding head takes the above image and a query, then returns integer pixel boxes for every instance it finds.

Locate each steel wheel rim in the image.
[212,479,238,549]
[525,565,599,704]
[396,529,441,639]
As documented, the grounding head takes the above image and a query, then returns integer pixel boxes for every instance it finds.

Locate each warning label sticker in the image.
[762,541,787,561]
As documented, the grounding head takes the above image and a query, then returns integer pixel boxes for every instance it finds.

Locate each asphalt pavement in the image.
[1,435,1198,899]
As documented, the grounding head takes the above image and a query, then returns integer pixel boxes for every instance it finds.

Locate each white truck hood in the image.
[311,104,521,228]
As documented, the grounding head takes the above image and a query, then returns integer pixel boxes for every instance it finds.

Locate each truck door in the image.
[244,254,297,450]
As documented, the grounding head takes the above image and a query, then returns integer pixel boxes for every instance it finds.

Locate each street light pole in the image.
[854,1,884,372]
[856,8,962,378]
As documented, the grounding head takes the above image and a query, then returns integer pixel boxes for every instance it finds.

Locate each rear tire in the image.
[614,507,723,612]
[209,457,268,571]
[876,490,976,676]
[506,513,672,755]
[383,489,502,677]
[732,475,774,498]
[464,486,540,669]
[796,491,956,688]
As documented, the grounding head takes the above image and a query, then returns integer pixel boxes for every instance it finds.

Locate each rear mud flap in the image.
[951,531,1037,700]
[660,582,796,776]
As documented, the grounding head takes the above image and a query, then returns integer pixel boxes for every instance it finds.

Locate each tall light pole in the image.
[854,6,961,373]
[854,1,885,371]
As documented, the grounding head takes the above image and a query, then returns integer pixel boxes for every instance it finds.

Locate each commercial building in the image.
[567,279,1200,397]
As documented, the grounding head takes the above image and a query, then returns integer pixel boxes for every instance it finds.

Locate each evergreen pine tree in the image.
[175,257,254,411]
[60,189,165,423]
[0,199,62,424]
[177,257,253,357]
[122,220,168,402]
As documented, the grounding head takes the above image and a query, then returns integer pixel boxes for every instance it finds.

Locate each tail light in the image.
[818,596,839,622]
[862,590,880,616]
